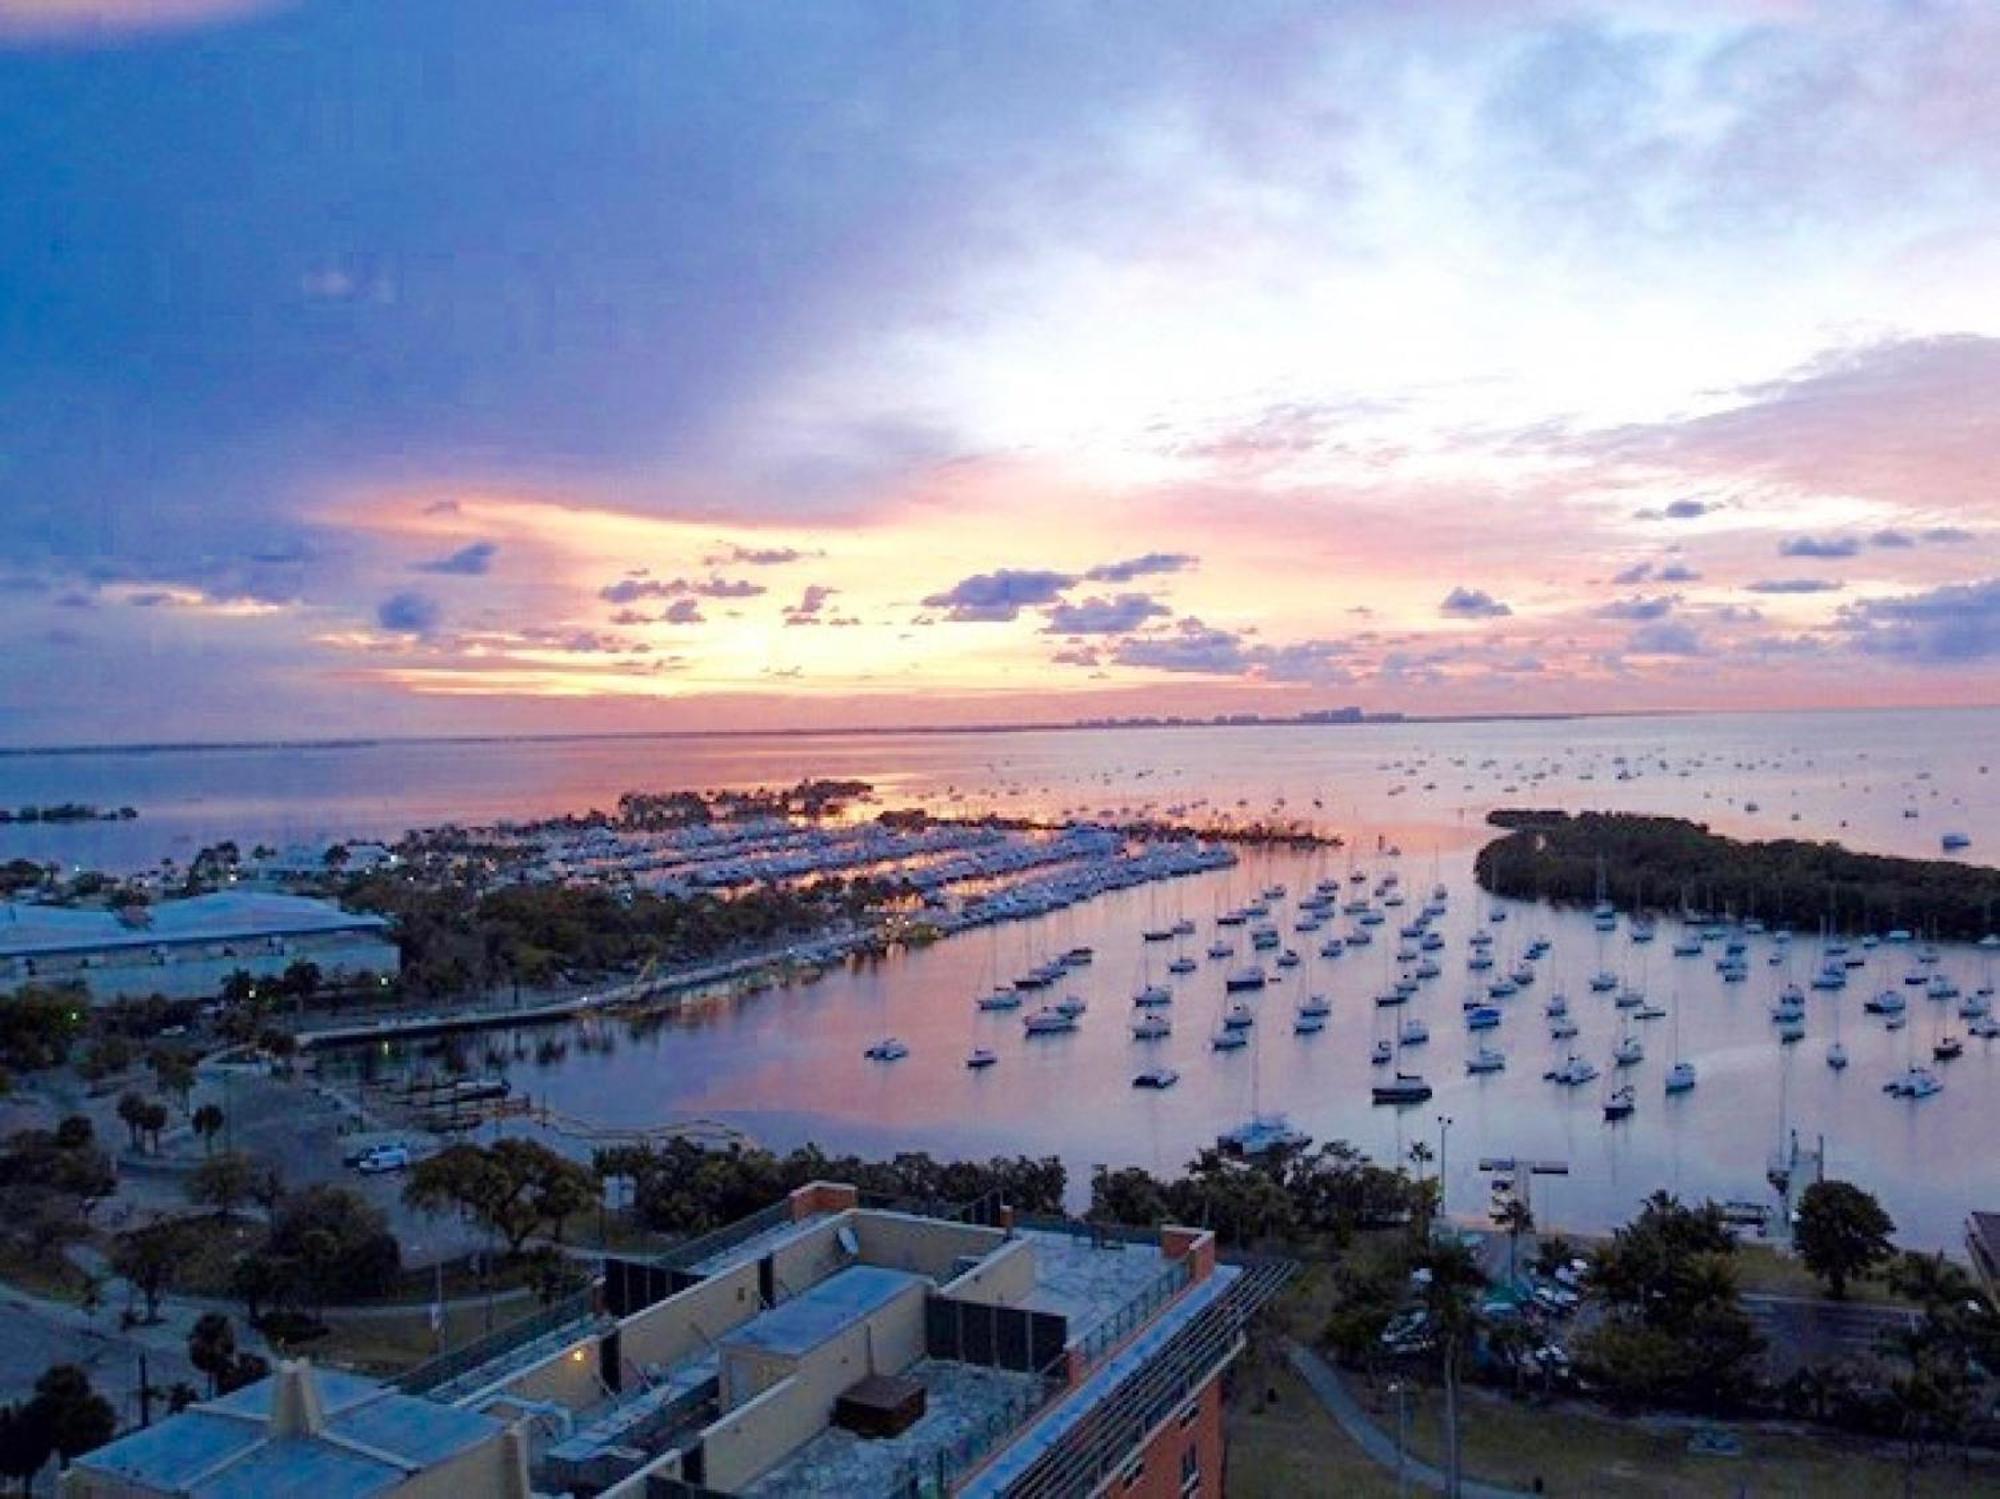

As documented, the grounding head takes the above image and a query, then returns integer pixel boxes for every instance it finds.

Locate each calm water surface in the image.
[7,709,1996,1246]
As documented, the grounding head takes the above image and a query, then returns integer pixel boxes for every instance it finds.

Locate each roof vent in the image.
[268,1360,327,1438]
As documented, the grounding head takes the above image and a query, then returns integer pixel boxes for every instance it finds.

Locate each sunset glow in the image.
[1,0,1995,744]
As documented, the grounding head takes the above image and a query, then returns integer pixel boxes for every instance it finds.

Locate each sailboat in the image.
[1664,990,1696,1093]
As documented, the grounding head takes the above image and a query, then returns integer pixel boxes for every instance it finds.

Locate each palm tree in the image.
[1416,1237,1488,1497]
[1494,1197,1534,1284]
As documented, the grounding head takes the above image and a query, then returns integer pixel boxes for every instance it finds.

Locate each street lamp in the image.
[1436,1115,1453,1233]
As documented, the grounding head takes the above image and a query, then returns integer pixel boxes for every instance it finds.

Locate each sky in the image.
[0,0,1995,746]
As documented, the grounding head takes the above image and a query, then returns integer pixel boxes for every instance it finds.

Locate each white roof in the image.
[0,892,388,958]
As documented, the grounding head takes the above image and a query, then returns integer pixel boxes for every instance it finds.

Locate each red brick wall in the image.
[1099,1373,1225,1499]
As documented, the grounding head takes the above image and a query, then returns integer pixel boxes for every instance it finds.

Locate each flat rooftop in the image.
[0,891,388,958]
[743,1359,1045,1499]
[722,1265,923,1360]
[1013,1230,1170,1344]
[69,1364,503,1499]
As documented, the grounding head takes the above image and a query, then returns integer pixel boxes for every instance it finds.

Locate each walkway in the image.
[1284,1340,1529,1499]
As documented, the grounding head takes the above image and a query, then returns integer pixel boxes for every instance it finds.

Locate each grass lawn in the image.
[1732,1243,1915,1307]
[305,1303,501,1377]
[1227,1349,1400,1498]
[1385,1382,2000,1497]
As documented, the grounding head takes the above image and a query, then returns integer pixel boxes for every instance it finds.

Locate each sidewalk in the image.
[1284,1340,1528,1499]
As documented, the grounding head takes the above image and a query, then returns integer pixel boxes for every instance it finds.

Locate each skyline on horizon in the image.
[2,0,1997,747]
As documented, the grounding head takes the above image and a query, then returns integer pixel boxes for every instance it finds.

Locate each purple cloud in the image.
[1043,593,1170,635]
[921,568,1077,622]
[599,575,765,604]
[1439,587,1512,619]
[1779,535,1860,559]
[376,591,441,635]
[1745,578,1843,595]
[1595,594,1677,621]
[1627,622,1703,656]
[783,584,836,625]
[1838,578,2000,662]
[413,540,499,576]
[1084,552,1197,584]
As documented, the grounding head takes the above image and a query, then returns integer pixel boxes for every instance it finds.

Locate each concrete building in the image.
[60,1361,531,1498]
[395,1181,1289,1497]
[60,1184,1286,1496]
[0,891,400,1002]
[1970,1212,2000,1303]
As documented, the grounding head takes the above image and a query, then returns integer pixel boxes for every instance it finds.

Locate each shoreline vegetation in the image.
[0,803,137,824]
[1476,810,2000,940]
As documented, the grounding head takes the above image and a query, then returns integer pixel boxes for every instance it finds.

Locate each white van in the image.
[354,1145,411,1174]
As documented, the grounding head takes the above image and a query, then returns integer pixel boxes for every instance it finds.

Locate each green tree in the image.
[110,1222,186,1322]
[264,1185,400,1303]
[1794,1180,1897,1299]
[1413,1237,1487,1498]
[281,960,323,1008]
[191,1103,226,1155]
[149,1051,195,1110]
[114,1091,149,1151]
[1494,1197,1534,1284]
[26,1365,115,1470]
[187,1313,237,1397]
[187,1152,258,1219]
[403,1140,600,1255]
[0,1400,50,1492]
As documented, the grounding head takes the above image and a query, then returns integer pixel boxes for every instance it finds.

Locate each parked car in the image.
[353,1145,411,1174]
[343,1138,408,1168]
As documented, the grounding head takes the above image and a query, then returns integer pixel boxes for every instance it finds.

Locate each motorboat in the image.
[1276,949,1302,969]
[1465,1004,1503,1031]
[1055,994,1088,1018]
[1294,1012,1327,1034]
[1024,1009,1078,1036]
[1133,984,1173,1008]
[1933,1035,1963,1061]
[1211,1028,1249,1051]
[1550,1015,1579,1039]
[1864,989,1907,1016]
[1635,1003,1668,1021]
[977,988,1024,1012]
[1297,993,1332,1019]
[1589,971,1618,993]
[1545,1055,1598,1086]
[1218,1113,1307,1157]
[1664,1060,1697,1093]
[1615,988,1644,1010]
[1131,1014,1171,1040]
[1613,1034,1644,1067]
[1374,989,1408,1008]
[1398,1018,1429,1046]
[965,1048,998,1070]
[1222,1002,1256,1030]
[1776,1016,1805,1044]
[1603,1085,1637,1120]
[1883,1065,1943,1099]
[1370,1038,1394,1065]
[1206,940,1234,959]
[864,1038,910,1062]
[1132,1066,1179,1089]
[1826,1041,1849,1070]
[1319,938,1346,959]
[1372,1071,1434,1105]
[1466,1045,1507,1075]
[1224,966,1268,992]
[1545,994,1569,1018]
[1065,946,1095,966]
[1167,956,1198,976]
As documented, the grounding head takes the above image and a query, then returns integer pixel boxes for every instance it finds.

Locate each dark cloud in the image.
[783,584,837,625]
[1610,562,1652,585]
[1633,498,1716,520]
[1083,553,1197,584]
[1043,593,1170,635]
[1921,526,1974,544]
[377,591,441,635]
[598,575,766,604]
[1656,561,1702,582]
[662,598,705,625]
[1439,587,1512,619]
[413,540,499,576]
[1870,528,1915,549]
[1626,621,1703,656]
[706,544,813,567]
[1110,618,1251,674]
[1594,594,1677,621]
[1837,578,2000,662]
[921,569,1076,622]
[1779,535,1860,559]
[1745,578,1843,595]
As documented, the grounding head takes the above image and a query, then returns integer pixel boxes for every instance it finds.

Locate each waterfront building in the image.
[96,1182,1287,1497]
[60,1361,530,1498]
[0,891,400,1001]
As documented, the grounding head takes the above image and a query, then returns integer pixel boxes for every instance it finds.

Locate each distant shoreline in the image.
[0,704,1813,759]
[0,699,1992,761]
